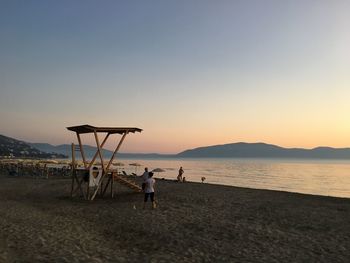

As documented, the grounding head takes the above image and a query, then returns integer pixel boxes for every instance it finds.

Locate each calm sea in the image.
[118,158,350,198]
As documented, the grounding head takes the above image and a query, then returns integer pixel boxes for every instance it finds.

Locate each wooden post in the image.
[100,179,104,196]
[111,172,114,198]
[86,169,90,200]
[70,143,75,197]
[70,143,87,199]
[101,176,111,197]
[93,131,105,173]
[106,131,128,171]
[76,133,88,169]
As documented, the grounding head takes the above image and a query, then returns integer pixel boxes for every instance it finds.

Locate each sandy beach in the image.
[0,173,350,262]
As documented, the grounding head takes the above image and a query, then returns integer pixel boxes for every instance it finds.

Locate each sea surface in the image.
[117,158,350,198]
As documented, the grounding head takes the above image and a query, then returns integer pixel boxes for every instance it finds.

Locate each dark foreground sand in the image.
[0,174,350,263]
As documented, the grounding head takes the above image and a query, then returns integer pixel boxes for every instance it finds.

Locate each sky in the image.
[0,0,349,154]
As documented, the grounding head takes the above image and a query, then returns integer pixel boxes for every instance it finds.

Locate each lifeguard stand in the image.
[67,124,142,200]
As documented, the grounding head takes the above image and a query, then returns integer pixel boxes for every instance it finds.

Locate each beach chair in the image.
[122,171,130,177]
[113,172,142,192]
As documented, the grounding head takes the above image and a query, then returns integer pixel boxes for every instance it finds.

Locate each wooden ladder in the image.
[113,174,142,192]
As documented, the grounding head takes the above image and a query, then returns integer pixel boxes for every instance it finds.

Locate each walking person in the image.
[141,167,149,190]
[143,172,156,209]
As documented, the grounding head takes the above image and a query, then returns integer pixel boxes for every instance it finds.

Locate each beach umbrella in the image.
[112,162,124,173]
[152,168,165,177]
[129,162,141,166]
[58,160,71,165]
[152,168,165,173]
[129,162,142,173]
[39,160,59,164]
[113,162,125,166]
[74,160,83,165]
[23,159,36,163]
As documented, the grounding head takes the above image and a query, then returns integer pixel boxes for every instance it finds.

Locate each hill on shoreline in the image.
[177,142,350,159]
[30,141,350,160]
[0,135,66,159]
[2,134,350,160]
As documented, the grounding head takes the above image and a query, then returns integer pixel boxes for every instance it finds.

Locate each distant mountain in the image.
[0,135,66,159]
[20,141,350,160]
[29,143,172,159]
[176,142,350,159]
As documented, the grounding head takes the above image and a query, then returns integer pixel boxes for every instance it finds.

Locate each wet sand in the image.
[0,173,350,262]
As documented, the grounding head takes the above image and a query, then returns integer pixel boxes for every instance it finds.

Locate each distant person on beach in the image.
[143,172,156,209]
[177,166,184,182]
[141,167,149,190]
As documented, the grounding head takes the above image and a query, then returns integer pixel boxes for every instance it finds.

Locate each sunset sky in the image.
[0,1,349,153]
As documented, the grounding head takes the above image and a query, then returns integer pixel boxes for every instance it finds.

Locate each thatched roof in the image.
[66,125,142,134]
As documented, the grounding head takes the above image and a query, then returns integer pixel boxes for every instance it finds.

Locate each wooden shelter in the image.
[67,124,142,200]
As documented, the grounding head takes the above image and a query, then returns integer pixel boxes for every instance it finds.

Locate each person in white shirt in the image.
[143,172,156,209]
[141,167,149,190]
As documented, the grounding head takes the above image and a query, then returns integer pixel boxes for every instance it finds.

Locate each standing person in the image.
[141,167,149,190]
[177,166,184,182]
[143,172,156,209]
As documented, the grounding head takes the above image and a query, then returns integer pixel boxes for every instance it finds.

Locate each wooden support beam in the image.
[86,172,90,200]
[100,180,104,196]
[88,133,110,170]
[93,130,105,173]
[70,143,75,198]
[72,173,87,199]
[106,131,128,171]
[90,173,105,201]
[101,175,111,197]
[76,133,88,169]
[111,173,114,198]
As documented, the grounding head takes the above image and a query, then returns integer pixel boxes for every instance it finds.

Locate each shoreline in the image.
[176,178,350,200]
[158,177,350,201]
[1,173,350,262]
[2,158,350,199]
